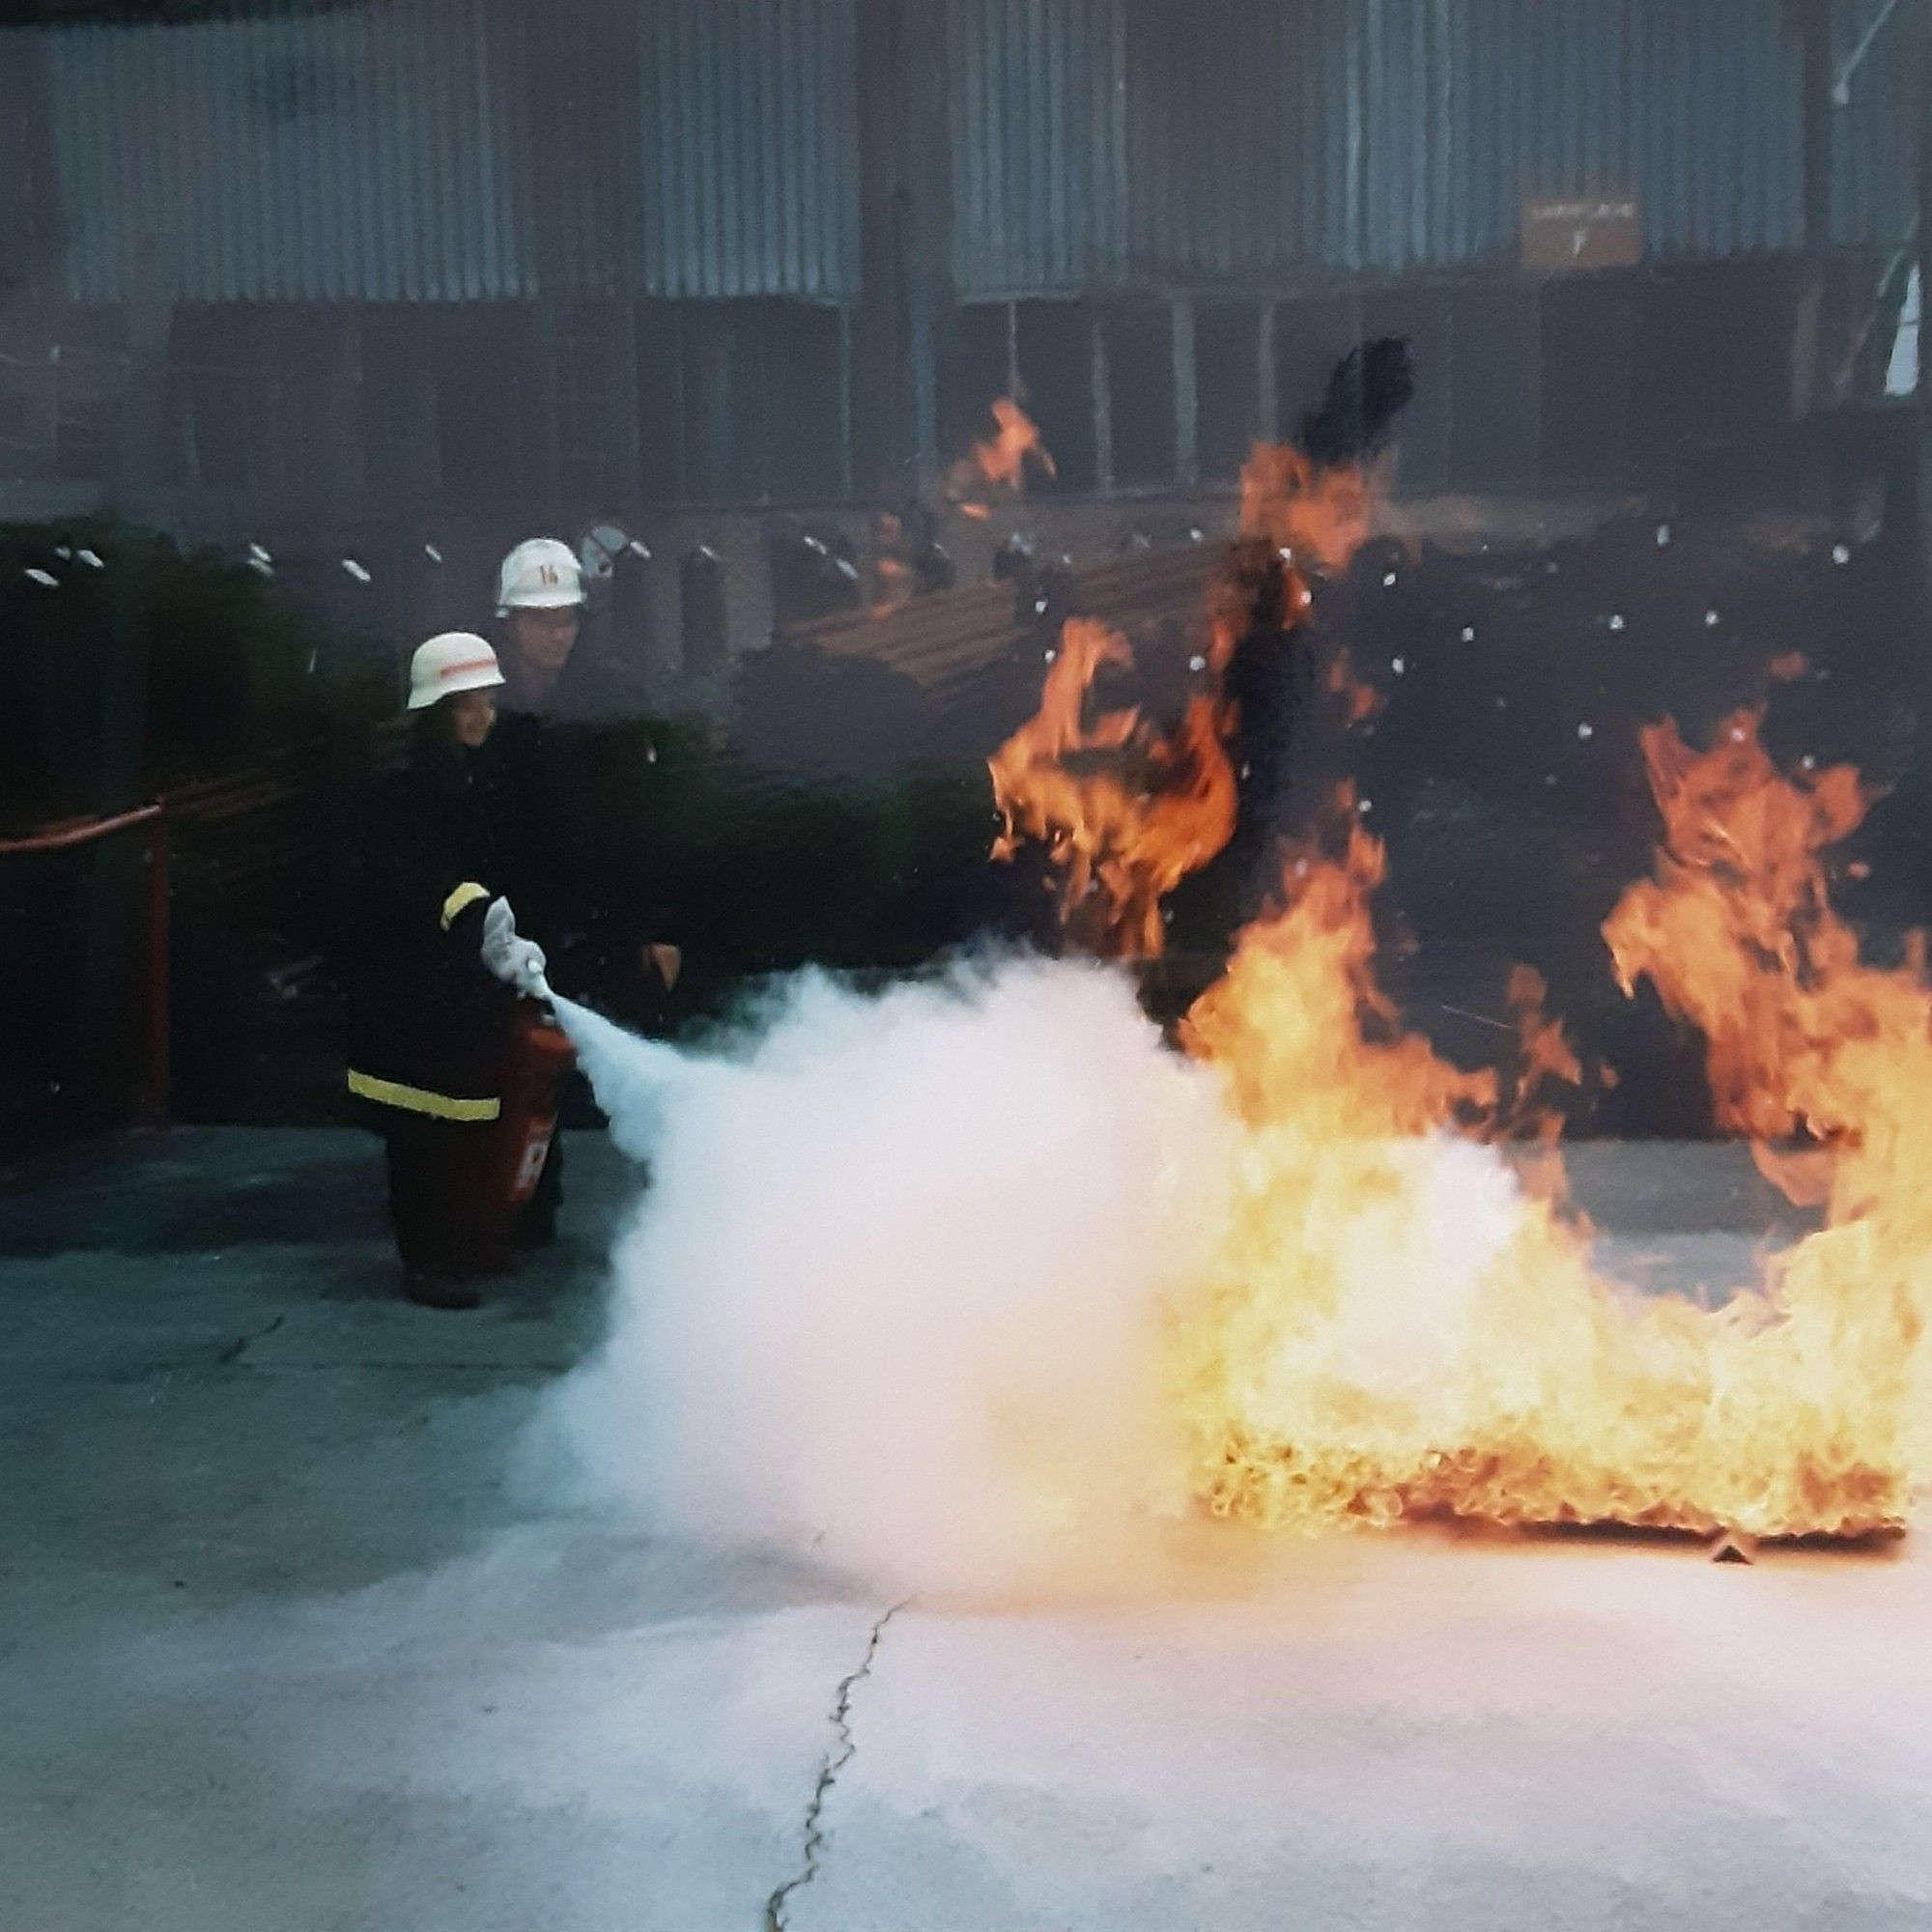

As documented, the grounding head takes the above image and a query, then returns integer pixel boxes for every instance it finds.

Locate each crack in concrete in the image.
[764,1600,908,1932]
[214,1314,286,1367]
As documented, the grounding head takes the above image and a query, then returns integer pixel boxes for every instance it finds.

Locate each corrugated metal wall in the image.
[1629,0,1804,259]
[24,0,1918,310]
[1830,0,1919,252]
[40,1,525,304]
[1458,0,1805,265]
[951,0,1912,297]
[946,0,1127,298]
[1122,0,1361,282]
[33,0,861,306]
[634,0,860,298]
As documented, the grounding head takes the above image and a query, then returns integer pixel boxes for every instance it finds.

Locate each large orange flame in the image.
[1604,711,1875,1146]
[984,423,1924,1540]
[1236,440,1378,575]
[988,620,1236,959]
[986,440,1378,959]
[1602,713,1932,1523]
[952,397,1055,519]
[1164,718,1923,1541]
[1180,804,1496,1139]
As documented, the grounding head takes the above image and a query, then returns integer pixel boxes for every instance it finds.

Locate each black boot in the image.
[404,1269,481,1311]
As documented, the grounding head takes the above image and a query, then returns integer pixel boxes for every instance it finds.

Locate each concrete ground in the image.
[3,1127,1930,1930]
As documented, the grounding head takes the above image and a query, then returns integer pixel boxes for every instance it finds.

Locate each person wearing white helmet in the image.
[494,536,585,712]
[346,633,554,1307]
[478,539,595,1249]
[475,537,683,1249]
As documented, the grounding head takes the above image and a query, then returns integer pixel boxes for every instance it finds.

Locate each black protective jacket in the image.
[471,704,674,1011]
[346,733,518,1122]
[470,708,587,968]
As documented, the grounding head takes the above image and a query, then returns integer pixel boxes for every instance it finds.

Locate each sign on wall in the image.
[1521,196,1644,275]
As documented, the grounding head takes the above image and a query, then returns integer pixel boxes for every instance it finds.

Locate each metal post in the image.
[854,0,921,504]
[838,305,855,503]
[1173,296,1200,488]
[1918,0,1932,615]
[1092,309,1114,495]
[1258,301,1279,440]
[143,811,170,1127]
[1798,0,1833,416]
[84,540,156,1118]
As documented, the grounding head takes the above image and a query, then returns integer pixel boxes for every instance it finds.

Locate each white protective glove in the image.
[478,896,550,998]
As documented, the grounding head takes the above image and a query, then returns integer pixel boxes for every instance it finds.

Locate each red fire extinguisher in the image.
[478,1003,575,1263]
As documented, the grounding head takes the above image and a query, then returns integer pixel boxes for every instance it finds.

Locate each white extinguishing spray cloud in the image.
[539,959,1225,1596]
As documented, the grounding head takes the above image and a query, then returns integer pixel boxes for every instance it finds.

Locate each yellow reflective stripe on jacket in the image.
[347,1069,501,1122]
[440,881,490,931]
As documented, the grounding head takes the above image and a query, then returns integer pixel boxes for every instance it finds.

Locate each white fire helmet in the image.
[407,632,505,711]
[496,536,585,614]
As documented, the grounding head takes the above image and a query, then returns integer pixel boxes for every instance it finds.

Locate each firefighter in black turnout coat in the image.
[475,538,683,1243]
[348,633,551,1307]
